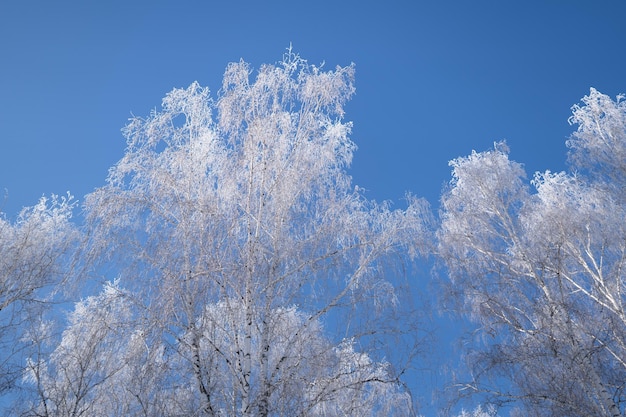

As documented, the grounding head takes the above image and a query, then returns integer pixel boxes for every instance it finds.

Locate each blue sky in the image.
[2,1,626,414]
[4,1,625,216]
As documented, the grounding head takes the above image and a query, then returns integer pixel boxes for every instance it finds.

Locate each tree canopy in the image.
[438,89,626,416]
[19,50,429,417]
[1,50,624,417]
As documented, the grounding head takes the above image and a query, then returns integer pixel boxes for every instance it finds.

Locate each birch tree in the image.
[28,50,429,416]
[438,89,626,416]
[0,194,76,398]
[24,285,414,417]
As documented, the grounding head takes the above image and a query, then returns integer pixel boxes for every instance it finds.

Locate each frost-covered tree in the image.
[438,89,626,416]
[26,50,430,416]
[0,194,76,397]
[23,282,139,417]
[24,283,413,417]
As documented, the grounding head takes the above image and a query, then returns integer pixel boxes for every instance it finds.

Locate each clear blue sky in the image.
[3,1,625,216]
[1,1,626,414]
